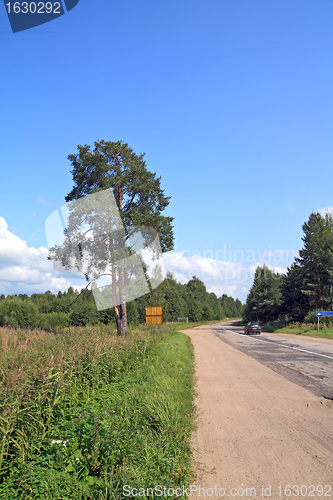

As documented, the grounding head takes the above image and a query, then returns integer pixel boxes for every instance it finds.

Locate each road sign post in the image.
[316,311,333,330]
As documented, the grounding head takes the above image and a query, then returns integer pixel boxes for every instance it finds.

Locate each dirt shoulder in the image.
[182,324,333,499]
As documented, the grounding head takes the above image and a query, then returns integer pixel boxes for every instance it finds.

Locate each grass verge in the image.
[232,319,333,339]
[0,324,195,499]
[262,321,333,339]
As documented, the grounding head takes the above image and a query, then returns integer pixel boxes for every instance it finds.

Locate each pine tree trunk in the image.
[109,229,128,335]
[115,302,127,335]
[116,265,128,335]
[112,174,128,335]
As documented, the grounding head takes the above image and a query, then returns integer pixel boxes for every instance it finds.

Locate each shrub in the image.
[262,320,285,332]
[0,298,38,327]
[126,300,139,326]
[304,309,333,327]
[70,303,98,326]
[37,311,71,330]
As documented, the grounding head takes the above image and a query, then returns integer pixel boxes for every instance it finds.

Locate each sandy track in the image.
[182,324,333,499]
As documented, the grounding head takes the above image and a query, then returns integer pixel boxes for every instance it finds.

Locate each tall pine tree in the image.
[64,140,174,335]
[244,265,282,323]
[275,211,333,322]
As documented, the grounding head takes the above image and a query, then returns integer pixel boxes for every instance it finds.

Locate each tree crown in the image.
[66,140,174,252]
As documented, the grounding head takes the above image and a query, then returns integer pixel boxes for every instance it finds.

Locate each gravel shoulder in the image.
[182,324,333,499]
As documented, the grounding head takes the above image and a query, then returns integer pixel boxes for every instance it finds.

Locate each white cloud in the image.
[163,252,251,301]
[0,216,296,302]
[0,217,84,296]
[163,250,294,302]
[319,207,333,217]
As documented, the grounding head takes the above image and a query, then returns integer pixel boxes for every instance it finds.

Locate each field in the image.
[0,324,195,499]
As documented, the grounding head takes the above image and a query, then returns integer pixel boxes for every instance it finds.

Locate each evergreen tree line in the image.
[244,211,333,324]
[0,274,243,329]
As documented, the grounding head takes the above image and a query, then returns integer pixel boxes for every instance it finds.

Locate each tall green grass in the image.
[0,325,195,499]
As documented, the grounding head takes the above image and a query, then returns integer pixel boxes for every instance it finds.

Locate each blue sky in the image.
[1,0,333,302]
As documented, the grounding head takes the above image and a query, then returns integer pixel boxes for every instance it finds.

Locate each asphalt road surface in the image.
[184,324,333,498]
[212,321,333,400]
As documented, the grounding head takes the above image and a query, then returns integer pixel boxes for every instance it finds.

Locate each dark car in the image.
[244,322,261,335]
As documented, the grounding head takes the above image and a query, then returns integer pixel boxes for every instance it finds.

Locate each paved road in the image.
[184,324,333,498]
[212,322,333,400]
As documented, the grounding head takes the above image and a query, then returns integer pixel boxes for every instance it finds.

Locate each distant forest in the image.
[0,274,243,329]
[244,211,333,324]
